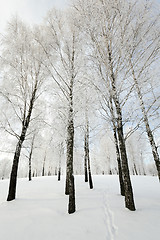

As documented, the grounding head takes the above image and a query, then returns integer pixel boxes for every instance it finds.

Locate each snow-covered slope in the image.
[0,175,160,240]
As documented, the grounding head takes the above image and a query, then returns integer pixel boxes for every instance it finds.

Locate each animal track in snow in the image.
[103,190,117,240]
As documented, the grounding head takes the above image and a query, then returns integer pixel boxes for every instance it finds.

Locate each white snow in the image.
[0,175,160,240]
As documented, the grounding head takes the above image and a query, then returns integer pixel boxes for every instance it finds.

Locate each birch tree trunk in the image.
[108,46,136,211]
[58,143,62,181]
[65,168,69,194]
[116,111,136,210]
[58,167,61,181]
[67,108,76,213]
[67,79,76,214]
[28,134,35,181]
[42,151,47,177]
[7,81,37,201]
[85,120,93,189]
[131,67,160,181]
[29,150,32,181]
[84,134,88,182]
[113,126,125,196]
[7,137,24,201]
[109,96,125,196]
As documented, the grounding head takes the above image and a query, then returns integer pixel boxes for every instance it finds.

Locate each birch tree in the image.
[73,0,136,210]
[125,2,160,180]
[0,17,47,201]
[36,9,84,213]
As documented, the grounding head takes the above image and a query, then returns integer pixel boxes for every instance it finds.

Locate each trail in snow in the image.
[103,190,118,240]
[0,176,160,240]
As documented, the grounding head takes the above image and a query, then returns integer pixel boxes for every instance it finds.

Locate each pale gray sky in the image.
[0,0,159,32]
[0,0,68,32]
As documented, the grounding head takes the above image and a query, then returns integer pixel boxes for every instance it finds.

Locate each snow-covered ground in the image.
[0,175,160,240]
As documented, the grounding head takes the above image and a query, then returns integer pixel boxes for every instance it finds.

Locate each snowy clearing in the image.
[0,175,160,240]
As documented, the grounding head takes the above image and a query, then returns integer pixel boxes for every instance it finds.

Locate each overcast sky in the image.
[0,0,159,33]
[0,0,68,32]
